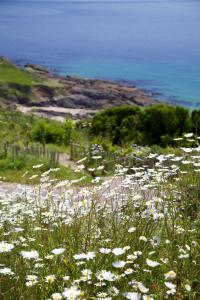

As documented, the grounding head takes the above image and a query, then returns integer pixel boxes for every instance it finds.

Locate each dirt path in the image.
[17,105,97,122]
[0,175,155,203]
[0,176,123,197]
[58,153,77,170]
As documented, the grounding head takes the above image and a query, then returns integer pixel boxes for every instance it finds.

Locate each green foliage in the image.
[91,104,193,146]
[91,106,143,145]
[0,157,25,171]
[191,108,200,135]
[142,105,191,145]
[31,119,80,146]
[64,119,74,144]
[31,120,66,145]
[0,61,36,85]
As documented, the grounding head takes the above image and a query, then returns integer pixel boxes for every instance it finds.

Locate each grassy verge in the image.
[0,159,90,185]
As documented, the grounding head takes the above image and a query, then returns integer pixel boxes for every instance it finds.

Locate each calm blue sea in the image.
[0,1,200,108]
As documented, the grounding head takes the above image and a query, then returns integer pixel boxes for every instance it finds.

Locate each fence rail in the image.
[1,142,60,165]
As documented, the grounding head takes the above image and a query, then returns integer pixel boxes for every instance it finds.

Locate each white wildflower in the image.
[32,164,44,169]
[112,260,126,268]
[124,268,134,275]
[96,270,117,282]
[112,247,126,256]
[0,241,14,253]
[165,282,177,290]
[146,258,160,267]
[128,227,136,233]
[21,250,39,260]
[51,293,62,300]
[184,133,194,138]
[99,248,111,254]
[164,270,176,280]
[51,248,65,255]
[139,236,147,242]
[45,275,56,283]
[62,286,81,299]
[138,282,149,293]
[0,267,14,276]
[123,292,141,300]
[185,284,191,292]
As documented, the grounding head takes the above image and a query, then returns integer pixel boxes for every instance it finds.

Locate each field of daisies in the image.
[0,133,200,300]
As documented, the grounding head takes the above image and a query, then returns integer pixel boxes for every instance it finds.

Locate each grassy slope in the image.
[0,61,37,85]
[0,60,63,87]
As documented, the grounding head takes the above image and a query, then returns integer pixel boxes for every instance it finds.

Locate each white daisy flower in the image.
[45,275,56,283]
[185,284,191,292]
[112,247,126,256]
[165,282,177,290]
[123,292,141,300]
[96,270,117,282]
[21,250,39,260]
[0,267,15,276]
[51,248,65,255]
[138,282,149,293]
[112,260,126,268]
[62,286,81,299]
[128,227,136,233]
[51,293,62,300]
[0,241,14,253]
[99,248,111,254]
[146,258,160,267]
[164,270,176,279]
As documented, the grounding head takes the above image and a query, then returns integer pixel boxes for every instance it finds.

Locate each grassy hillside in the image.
[0,61,37,85]
[0,59,64,107]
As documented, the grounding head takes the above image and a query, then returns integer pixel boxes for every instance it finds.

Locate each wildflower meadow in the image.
[0,133,200,300]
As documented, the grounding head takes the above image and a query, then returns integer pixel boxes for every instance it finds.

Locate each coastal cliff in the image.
[0,57,159,119]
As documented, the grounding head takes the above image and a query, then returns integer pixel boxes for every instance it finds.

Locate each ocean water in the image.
[0,1,200,108]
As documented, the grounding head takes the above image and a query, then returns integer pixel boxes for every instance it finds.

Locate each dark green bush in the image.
[191,109,200,135]
[91,106,143,145]
[90,104,192,146]
[142,105,191,145]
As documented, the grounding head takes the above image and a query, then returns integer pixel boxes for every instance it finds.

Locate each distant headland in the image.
[0,56,160,121]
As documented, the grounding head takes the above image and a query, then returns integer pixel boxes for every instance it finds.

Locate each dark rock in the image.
[25,63,50,74]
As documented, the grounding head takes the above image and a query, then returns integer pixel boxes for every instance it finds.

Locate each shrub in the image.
[191,108,200,134]
[91,106,143,145]
[64,119,74,144]
[142,105,191,145]
[0,157,25,170]
[91,104,192,146]
[31,120,65,145]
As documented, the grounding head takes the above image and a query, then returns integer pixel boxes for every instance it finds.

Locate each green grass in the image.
[0,156,90,185]
[0,62,37,86]
[0,60,65,90]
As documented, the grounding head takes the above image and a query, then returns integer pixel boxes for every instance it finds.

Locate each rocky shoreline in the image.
[0,57,160,120]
